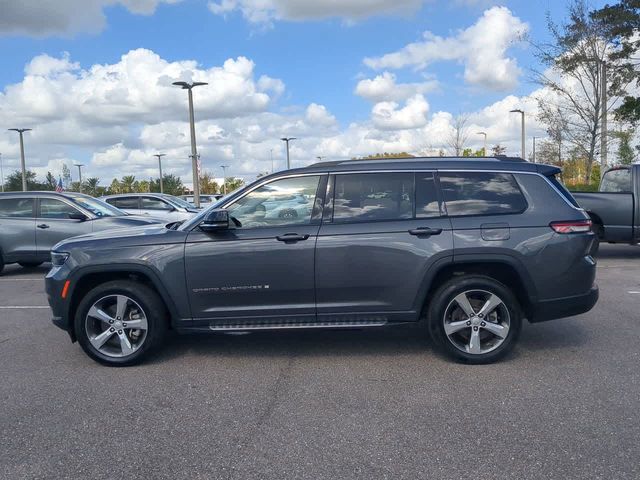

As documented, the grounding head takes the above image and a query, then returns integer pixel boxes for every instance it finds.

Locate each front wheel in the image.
[428,275,522,364]
[74,280,167,366]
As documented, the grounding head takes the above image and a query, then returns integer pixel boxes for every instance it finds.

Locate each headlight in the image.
[51,251,70,267]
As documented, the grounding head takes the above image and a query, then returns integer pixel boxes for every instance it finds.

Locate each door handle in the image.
[276,233,310,243]
[37,224,50,229]
[408,227,442,236]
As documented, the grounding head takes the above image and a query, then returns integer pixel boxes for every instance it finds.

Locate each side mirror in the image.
[200,209,229,232]
[68,212,88,222]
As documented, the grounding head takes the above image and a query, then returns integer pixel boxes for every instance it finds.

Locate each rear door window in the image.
[333,173,414,222]
[141,197,173,210]
[415,173,442,218]
[439,172,527,216]
[110,197,139,209]
[39,199,81,219]
[600,169,631,192]
[0,198,35,217]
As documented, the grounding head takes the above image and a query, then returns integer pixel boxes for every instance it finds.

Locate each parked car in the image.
[46,157,598,366]
[100,193,199,222]
[181,194,224,208]
[0,192,161,274]
[572,164,640,245]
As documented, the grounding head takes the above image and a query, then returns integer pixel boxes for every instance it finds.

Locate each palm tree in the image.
[85,177,100,196]
[109,178,121,194]
[121,175,136,193]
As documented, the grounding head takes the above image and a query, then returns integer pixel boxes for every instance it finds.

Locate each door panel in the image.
[36,198,92,259]
[0,197,37,261]
[185,174,324,324]
[315,172,453,322]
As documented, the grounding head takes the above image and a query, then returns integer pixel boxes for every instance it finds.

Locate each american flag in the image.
[55,177,64,193]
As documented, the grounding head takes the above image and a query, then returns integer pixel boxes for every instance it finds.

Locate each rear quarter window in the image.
[0,198,35,217]
[438,172,528,216]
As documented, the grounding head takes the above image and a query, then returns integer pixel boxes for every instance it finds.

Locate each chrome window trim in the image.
[37,195,93,219]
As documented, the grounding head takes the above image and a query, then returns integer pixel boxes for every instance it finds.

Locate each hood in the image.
[94,215,164,228]
[53,223,188,251]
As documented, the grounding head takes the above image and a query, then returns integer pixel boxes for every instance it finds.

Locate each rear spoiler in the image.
[535,164,562,176]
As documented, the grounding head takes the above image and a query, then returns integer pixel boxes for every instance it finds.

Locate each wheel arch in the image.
[66,264,180,338]
[418,255,537,321]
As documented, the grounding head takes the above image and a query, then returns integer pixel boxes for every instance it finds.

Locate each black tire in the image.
[74,280,168,366]
[19,261,44,268]
[427,275,522,364]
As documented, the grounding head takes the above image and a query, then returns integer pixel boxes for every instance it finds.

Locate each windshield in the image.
[163,194,196,209]
[70,195,126,217]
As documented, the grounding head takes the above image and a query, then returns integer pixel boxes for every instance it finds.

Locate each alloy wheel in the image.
[85,295,149,358]
[443,289,511,355]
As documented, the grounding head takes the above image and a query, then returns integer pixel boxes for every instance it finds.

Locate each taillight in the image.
[550,219,592,234]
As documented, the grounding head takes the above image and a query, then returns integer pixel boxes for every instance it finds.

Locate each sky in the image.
[0,0,609,187]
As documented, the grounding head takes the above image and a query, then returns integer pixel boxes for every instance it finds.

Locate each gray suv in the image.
[45,157,599,366]
[0,192,161,274]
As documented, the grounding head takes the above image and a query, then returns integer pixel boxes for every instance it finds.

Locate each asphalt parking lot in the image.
[1,245,639,480]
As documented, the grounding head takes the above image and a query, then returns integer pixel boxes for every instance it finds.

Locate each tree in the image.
[61,164,72,188]
[45,172,57,190]
[446,114,470,156]
[534,0,632,182]
[591,0,640,124]
[352,152,416,160]
[120,175,136,193]
[612,130,636,165]
[109,178,121,194]
[4,170,48,191]
[491,144,507,156]
[462,148,485,157]
[224,177,245,193]
[150,174,185,196]
[200,171,220,194]
[85,177,100,196]
[535,139,563,166]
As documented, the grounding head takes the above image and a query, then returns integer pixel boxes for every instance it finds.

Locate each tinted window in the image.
[110,197,139,209]
[227,175,320,228]
[333,173,414,222]
[547,175,580,207]
[600,169,631,192]
[439,172,527,216]
[0,198,34,218]
[415,173,441,218]
[141,197,172,210]
[39,198,80,219]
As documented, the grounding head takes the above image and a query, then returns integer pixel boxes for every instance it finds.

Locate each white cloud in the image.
[355,71,438,102]
[305,103,337,128]
[364,6,528,91]
[207,0,425,24]
[0,1,182,36]
[371,94,430,130]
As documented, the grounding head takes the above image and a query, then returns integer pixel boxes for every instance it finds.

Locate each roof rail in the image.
[310,156,526,167]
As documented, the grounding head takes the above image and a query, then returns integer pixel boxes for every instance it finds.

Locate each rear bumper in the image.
[529,285,599,323]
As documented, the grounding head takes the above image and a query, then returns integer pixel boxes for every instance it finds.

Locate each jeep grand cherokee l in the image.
[45,157,598,366]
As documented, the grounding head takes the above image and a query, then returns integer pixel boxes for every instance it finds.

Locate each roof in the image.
[264,156,559,178]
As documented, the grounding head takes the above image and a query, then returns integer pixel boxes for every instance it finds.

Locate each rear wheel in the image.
[19,261,44,268]
[428,275,522,364]
[74,280,167,366]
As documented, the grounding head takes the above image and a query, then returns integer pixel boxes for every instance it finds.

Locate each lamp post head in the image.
[8,128,32,133]
[509,109,524,114]
[172,81,208,89]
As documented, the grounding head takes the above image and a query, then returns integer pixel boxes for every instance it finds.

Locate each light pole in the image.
[509,109,525,160]
[270,148,274,173]
[476,132,487,156]
[280,137,296,169]
[154,154,166,193]
[8,128,32,191]
[74,164,84,193]
[0,152,4,192]
[173,81,208,207]
[220,165,229,195]
[532,136,538,163]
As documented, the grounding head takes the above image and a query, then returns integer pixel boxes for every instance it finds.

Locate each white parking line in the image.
[628,291,640,294]
[0,306,50,309]
[0,278,43,282]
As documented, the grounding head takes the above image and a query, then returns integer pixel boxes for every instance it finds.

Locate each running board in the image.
[208,319,388,331]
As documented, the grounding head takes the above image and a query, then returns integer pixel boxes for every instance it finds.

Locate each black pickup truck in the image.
[573,164,639,244]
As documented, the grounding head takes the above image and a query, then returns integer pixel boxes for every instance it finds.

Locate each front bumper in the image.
[45,265,74,339]
[529,284,599,323]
